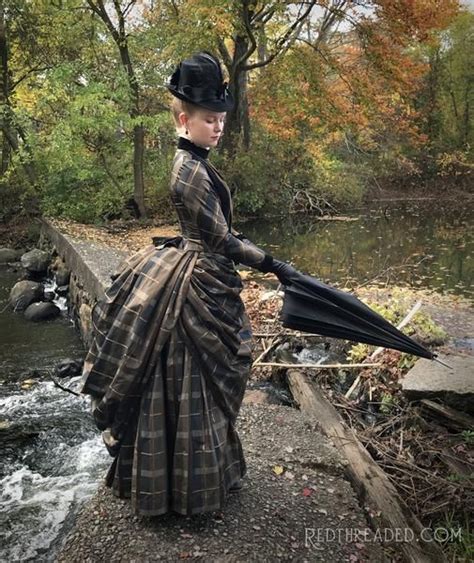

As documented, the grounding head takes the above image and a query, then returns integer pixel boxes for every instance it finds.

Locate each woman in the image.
[79,51,296,517]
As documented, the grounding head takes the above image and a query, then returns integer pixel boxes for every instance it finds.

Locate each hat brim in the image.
[167,85,234,112]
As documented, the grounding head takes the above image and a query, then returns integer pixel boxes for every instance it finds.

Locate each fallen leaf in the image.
[273,465,284,475]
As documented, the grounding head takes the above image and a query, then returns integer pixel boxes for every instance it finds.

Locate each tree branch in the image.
[86,0,120,44]
[11,65,51,90]
[123,0,136,19]
[234,0,258,71]
[242,0,317,71]
[217,36,232,71]
[250,4,276,25]
[113,0,126,37]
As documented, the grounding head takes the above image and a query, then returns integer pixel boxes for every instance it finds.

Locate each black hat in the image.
[166,51,234,112]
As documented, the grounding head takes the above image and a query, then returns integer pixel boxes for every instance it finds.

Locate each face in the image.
[180,109,226,148]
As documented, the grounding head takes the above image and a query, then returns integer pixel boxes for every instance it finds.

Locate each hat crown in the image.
[180,52,222,88]
[167,51,234,112]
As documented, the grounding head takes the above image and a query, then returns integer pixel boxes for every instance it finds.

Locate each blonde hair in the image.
[170,96,201,130]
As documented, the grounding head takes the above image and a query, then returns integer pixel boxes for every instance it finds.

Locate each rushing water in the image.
[240,200,473,301]
[0,267,109,562]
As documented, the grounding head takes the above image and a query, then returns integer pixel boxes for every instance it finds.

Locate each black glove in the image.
[235,231,298,285]
[269,259,298,286]
[257,254,298,286]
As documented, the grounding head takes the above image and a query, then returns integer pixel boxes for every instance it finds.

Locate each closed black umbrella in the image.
[280,272,436,360]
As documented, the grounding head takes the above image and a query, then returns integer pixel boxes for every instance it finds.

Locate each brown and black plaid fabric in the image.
[80,148,267,516]
[170,150,267,268]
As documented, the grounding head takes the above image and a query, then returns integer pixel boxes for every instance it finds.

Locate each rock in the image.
[24,301,61,322]
[0,247,21,264]
[0,420,40,443]
[401,354,474,414]
[56,285,69,296]
[50,256,71,285]
[44,289,56,301]
[24,368,43,379]
[20,248,50,274]
[50,255,62,270]
[21,379,38,390]
[243,389,272,405]
[55,358,83,378]
[79,303,92,341]
[9,280,43,311]
[56,267,71,287]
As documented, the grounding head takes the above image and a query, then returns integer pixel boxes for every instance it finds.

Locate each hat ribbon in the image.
[181,81,230,102]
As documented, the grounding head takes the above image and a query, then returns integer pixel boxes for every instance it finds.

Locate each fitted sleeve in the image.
[176,159,272,269]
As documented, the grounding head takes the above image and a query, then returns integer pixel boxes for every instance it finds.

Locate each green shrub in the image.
[213,128,367,217]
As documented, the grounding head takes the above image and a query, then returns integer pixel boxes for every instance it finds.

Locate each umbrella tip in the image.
[432,355,453,370]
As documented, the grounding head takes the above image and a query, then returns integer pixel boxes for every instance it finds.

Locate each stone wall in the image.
[39,219,128,345]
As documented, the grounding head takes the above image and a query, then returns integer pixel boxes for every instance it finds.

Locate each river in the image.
[0,268,109,561]
[241,200,473,301]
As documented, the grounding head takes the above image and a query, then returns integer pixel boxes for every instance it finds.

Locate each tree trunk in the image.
[287,370,448,563]
[117,44,147,218]
[426,50,441,145]
[218,2,316,157]
[0,4,35,184]
[87,1,147,218]
[0,0,10,175]
[132,123,146,216]
[462,81,471,148]
[222,35,251,156]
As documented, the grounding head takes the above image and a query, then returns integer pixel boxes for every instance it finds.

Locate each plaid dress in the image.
[79,146,268,516]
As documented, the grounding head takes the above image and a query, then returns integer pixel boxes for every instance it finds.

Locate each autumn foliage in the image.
[0,0,471,222]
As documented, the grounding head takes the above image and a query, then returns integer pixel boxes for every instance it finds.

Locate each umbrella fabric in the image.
[280,273,434,360]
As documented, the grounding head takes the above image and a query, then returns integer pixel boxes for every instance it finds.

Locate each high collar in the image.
[177,136,210,160]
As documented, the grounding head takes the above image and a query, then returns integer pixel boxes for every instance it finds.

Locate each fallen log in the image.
[287,369,447,563]
[420,399,474,431]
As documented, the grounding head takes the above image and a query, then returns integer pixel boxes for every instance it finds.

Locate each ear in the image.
[178,111,188,128]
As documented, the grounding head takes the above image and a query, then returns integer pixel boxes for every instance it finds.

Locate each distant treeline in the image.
[0,1,472,223]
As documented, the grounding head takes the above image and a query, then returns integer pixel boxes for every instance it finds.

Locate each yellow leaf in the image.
[272,465,284,475]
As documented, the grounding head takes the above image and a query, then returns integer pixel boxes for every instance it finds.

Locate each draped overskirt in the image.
[79,240,252,516]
